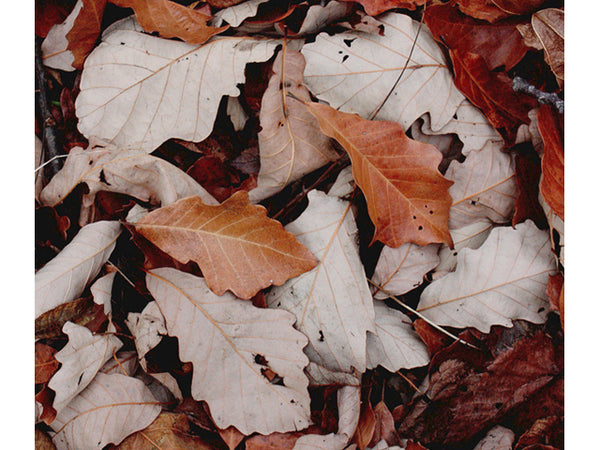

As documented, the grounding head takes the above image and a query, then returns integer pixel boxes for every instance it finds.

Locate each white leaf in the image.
[472,425,514,450]
[126,301,166,368]
[146,268,311,435]
[306,363,361,386]
[372,243,440,300]
[48,322,123,414]
[226,96,249,131]
[41,0,82,71]
[75,26,278,152]
[35,220,121,318]
[125,204,149,223]
[447,141,517,229]
[433,220,493,279]
[211,0,268,27]
[100,351,138,376]
[148,372,183,400]
[301,13,464,131]
[51,372,161,449]
[91,271,115,315]
[250,50,337,202]
[327,166,355,199]
[40,146,217,224]
[337,384,360,439]
[368,440,404,450]
[288,1,353,36]
[293,433,349,450]
[417,220,556,332]
[266,190,376,383]
[366,302,430,372]
[410,117,458,161]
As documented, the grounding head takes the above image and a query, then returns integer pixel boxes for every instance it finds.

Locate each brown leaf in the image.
[35,343,59,385]
[546,273,564,329]
[35,296,100,340]
[353,400,376,450]
[35,386,57,425]
[537,105,564,220]
[512,144,547,228]
[424,3,529,71]
[207,0,246,7]
[186,156,242,202]
[245,427,323,449]
[305,102,453,248]
[531,9,564,87]
[218,426,245,450]
[413,318,453,356]
[36,0,72,37]
[134,192,318,299]
[515,416,563,450]
[342,0,426,16]
[35,428,57,450]
[116,412,213,449]
[369,401,399,447]
[455,0,546,23]
[111,0,228,45]
[406,442,430,450]
[449,49,537,145]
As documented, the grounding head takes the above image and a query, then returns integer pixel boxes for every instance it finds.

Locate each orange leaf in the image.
[65,0,107,70]
[35,343,59,384]
[546,272,564,329]
[353,400,376,450]
[111,0,228,45]
[537,105,564,220]
[133,192,318,299]
[305,102,453,248]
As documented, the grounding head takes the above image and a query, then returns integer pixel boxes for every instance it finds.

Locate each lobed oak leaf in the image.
[134,191,317,299]
[75,22,278,152]
[341,0,426,16]
[305,101,453,248]
[418,220,556,332]
[51,373,161,449]
[35,220,121,318]
[301,12,464,131]
[537,105,564,220]
[250,49,338,202]
[145,268,311,435]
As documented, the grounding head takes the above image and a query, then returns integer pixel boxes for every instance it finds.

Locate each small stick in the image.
[367,279,480,350]
[512,76,564,114]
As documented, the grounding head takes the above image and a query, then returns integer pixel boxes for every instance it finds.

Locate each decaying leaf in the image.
[302,12,464,131]
[76,21,278,152]
[372,243,440,299]
[250,49,337,202]
[35,296,98,340]
[418,220,556,332]
[134,192,317,299]
[48,322,122,414]
[366,302,430,372]
[523,9,564,86]
[455,0,547,23]
[306,101,453,248]
[537,105,564,220]
[35,220,121,318]
[446,141,517,229]
[51,372,161,449]
[146,268,311,435]
[266,190,376,383]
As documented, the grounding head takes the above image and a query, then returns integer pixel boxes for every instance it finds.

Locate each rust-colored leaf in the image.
[35,343,59,385]
[305,102,453,248]
[218,426,245,450]
[353,400,376,450]
[515,416,563,450]
[111,0,228,45]
[35,386,57,425]
[245,426,323,449]
[455,0,546,23]
[369,401,399,447]
[186,156,242,202]
[424,3,529,71]
[134,192,318,299]
[512,144,547,228]
[36,0,71,37]
[413,318,453,356]
[342,0,426,16]
[546,273,564,329]
[207,0,246,7]
[449,49,537,145]
[537,105,564,220]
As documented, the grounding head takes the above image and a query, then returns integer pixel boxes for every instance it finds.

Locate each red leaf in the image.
[36,0,72,37]
[369,401,399,447]
[455,0,546,23]
[537,105,564,220]
[546,273,564,329]
[515,416,563,450]
[186,156,241,203]
[413,318,453,356]
[342,0,426,16]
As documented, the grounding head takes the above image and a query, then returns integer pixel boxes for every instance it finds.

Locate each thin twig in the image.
[367,279,480,350]
[396,370,424,395]
[512,76,564,114]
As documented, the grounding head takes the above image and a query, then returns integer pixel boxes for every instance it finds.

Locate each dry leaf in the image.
[36,343,59,384]
[226,96,249,131]
[35,297,97,340]
[76,21,278,152]
[42,0,107,71]
[48,322,123,414]
[546,273,563,329]
[455,0,547,23]
[211,0,269,27]
[354,400,376,449]
[250,49,337,202]
[539,192,563,268]
[301,12,464,131]
[282,1,353,36]
[40,145,218,222]
[51,373,161,449]
[531,9,564,86]
[473,425,514,450]
[111,0,227,45]
[134,192,317,299]
[36,428,57,450]
[100,351,138,376]
[35,220,121,318]
[293,433,349,450]
[90,271,115,315]
[370,401,399,447]
[305,101,453,248]
[446,141,517,229]
[372,243,440,299]
[146,268,311,435]
[265,190,376,383]
[537,105,564,221]
[366,302,430,372]
[342,0,426,16]
[418,220,556,332]
[125,301,166,370]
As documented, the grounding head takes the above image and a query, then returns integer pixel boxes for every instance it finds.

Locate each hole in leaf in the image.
[418,225,423,230]
[318,330,325,342]
[343,38,356,47]
[342,55,349,63]
[254,354,268,366]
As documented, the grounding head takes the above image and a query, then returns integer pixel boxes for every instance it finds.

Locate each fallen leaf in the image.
[36,385,57,425]
[48,322,122,414]
[337,385,361,440]
[125,301,166,370]
[512,145,547,228]
[35,296,98,340]
[455,0,546,23]
[530,9,564,87]
[279,1,353,36]
[413,318,453,356]
[366,302,430,372]
[75,20,278,152]
[245,429,320,449]
[305,101,453,248]
[250,49,337,202]
[51,372,161,449]
[342,0,426,16]
[116,412,213,449]
[449,49,537,145]
[35,220,121,318]
[265,190,376,383]
[226,96,249,131]
[90,271,115,314]
[472,425,514,450]
[40,145,218,224]
[35,428,57,450]
[418,220,556,332]
[211,0,269,27]
[146,268,311,435]
[369,401,399,447]
[42,0,107,71]
[446,141,517,229]
[372,243,440,299]
[354,400,376,449]
[36,0,71,38]
[546,273,563,329]
[100,351,138,376]
[36,343,59,384]
[293,433,349,450]
[218,426,245,450]
[537,105,564,220]
[514,416,563,450]
[425,3,529,71]
[186,156,242,202]
[539,192,563,267]
[134,192,317,299]
[208,0,246,7]
[111,0,227,45]
[301,12,464,131]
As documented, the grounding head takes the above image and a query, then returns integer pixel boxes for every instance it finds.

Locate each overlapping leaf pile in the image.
[35,0,564,448]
